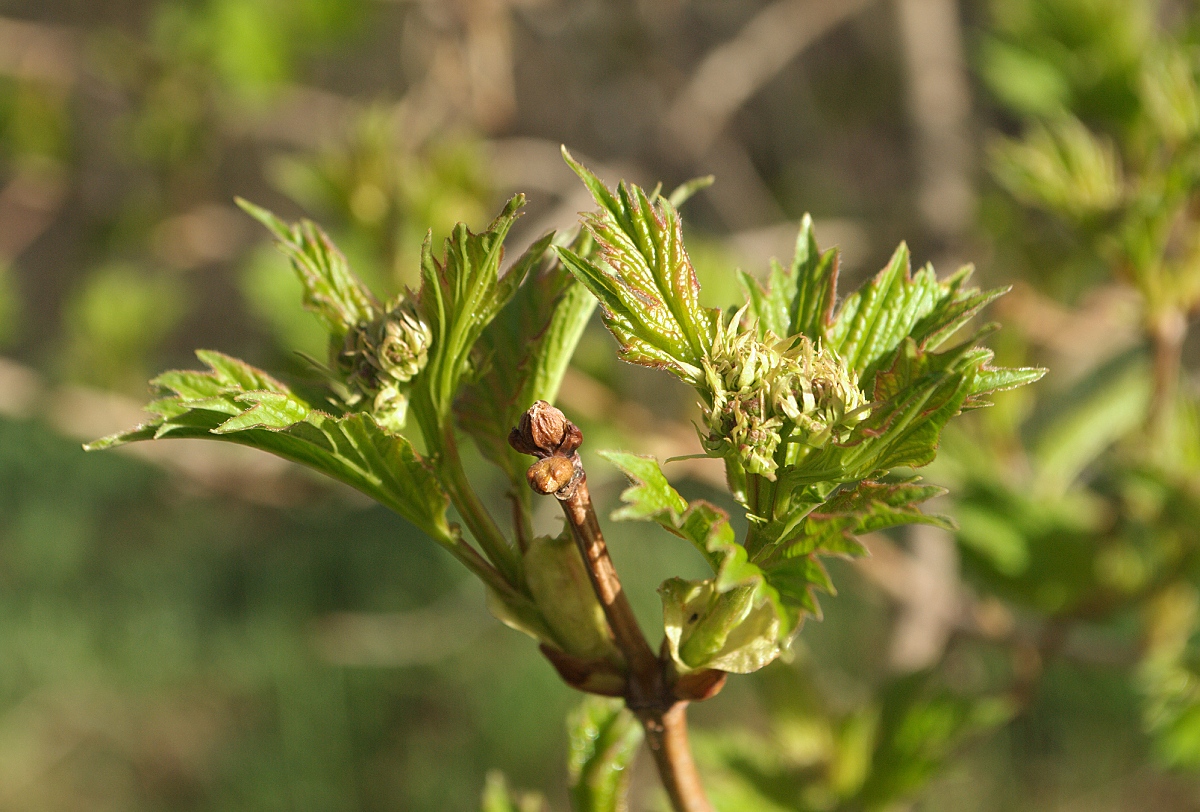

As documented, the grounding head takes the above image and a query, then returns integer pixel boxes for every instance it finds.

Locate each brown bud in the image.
[509,400,583,458]
[527,456,577,495]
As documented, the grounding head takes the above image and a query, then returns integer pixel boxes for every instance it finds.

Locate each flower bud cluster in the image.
[335,297,432,430]
[700,317,868,480]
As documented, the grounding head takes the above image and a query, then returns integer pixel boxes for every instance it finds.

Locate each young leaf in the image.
[603,453,958,671]
[236,198,379,339]
[598,450,726,572]
[738,213,838,342]
[87,350,452,544]
[775,335,1043,489]
[413,195,534,434]
[555,149,721,385]
[989,117,1124,219]
[824,244,1008,387]
[567,697,644,812]
[756,480,951,564]
[660,579,785,674]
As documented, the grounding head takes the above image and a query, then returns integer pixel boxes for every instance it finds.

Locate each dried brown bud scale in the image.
[510,400,583,458]
[527,456,577,495]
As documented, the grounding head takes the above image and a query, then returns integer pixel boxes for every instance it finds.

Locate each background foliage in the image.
[3,0,1200,809]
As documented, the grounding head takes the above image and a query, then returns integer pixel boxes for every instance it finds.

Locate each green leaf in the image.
[825,245,1007,386]
[598,451,726,572]
[857,674,1015,809]
[236,197,378,339]
[1141,46,1200,145]
[555,148,721,385]
[661,579,785,673]
[777,334,1043,489]
[978,36,1070,117]
[413,195,531,433]
[457,235,596,486]
[567,697,644,812]
[758,480,952,563]
[603,454,956,670]
[665,175,715,209]
[739,213,838,342]
[87,350,452,544]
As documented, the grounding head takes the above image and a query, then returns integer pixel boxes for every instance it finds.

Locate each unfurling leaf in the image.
[661,579,783,674]
[413,194,535,434]
[567,697,644,812]
[238,199,433,431]
[739,213,837,342]
[555,148,721,385]
[235,197,378,340]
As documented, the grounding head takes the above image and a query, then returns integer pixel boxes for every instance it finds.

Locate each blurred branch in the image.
[0,17,76,87]
[894,0,974,241]
[0,161,67,262]
[662,0,874,228]
[665,0,874,159]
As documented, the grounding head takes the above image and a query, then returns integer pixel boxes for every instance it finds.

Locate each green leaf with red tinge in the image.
[555,148,721,385]
[763,480,952,564]
[600,452,954,672]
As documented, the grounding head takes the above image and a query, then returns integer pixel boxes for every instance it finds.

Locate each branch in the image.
[664,0,874,158]
[510,402,659,682]
[510,401,715,812]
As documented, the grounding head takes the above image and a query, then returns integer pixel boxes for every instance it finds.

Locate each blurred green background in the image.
[4,0,1200,809]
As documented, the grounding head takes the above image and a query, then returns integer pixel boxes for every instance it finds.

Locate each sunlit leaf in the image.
[236,197,379,339]
[413,194,532,434]
[555,148,721,385]
[87,350,452,544]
